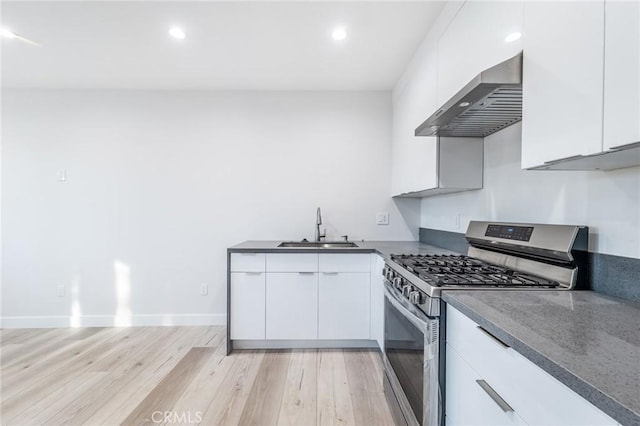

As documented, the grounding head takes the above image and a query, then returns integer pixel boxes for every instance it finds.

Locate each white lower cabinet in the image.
[318,272,370,339]
[446,344,527,426]
[446,305,617,426]
[230,272,265,339]
[265,272,318,340]
[231,251,379,345]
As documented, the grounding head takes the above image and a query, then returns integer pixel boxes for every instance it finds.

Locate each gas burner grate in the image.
[390,254,559,288]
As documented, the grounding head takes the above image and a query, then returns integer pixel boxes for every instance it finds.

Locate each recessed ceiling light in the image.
[459,101,471,107]
[332,27,347,41]
[169,27,186,39]
[1,28,16,39]
[505,32,522,43]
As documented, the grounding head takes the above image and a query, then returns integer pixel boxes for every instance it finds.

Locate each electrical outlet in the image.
[200,284,208,296]
[56,285,65,297]
[57,169,67,182]
[376,212,389,225]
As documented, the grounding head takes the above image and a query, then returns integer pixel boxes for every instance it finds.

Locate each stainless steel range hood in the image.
[415,53,523,138]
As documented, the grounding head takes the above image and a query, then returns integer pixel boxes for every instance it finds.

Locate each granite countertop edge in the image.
[227,240,455,258]
[442,292,639,426]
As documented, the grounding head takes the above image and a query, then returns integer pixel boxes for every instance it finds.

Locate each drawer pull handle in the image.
[244,272,263,275]
[298,272,315,275]
[239,253,258,256]
[476,326,509,349]
[543,154,585,165]
[475,380,514,413]
[322,272,339,275]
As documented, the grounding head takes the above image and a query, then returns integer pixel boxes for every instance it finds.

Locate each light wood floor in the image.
[0,326,395,426]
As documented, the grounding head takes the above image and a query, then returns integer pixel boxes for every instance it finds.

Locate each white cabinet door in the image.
[230,272,265,339]
[521,1,605,169]
[266,273,318,340]
[318,272,370,340]
[437,0,524,106]
[603,0,640,150]
[446,344,527,426]
[369,254,385,349]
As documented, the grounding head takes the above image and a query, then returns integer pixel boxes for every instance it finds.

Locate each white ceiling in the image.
[1,1,445,90]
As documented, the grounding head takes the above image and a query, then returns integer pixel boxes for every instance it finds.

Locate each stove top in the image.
[389,254,560,288]
[383,221,587,317]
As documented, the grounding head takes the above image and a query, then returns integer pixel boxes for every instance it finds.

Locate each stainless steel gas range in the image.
[382,221,589,426]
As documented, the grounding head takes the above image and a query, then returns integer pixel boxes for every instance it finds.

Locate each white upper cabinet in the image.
[603,0,640,150]
[521,1,605,169]
[391,2,464,198]
[391,1,523,197]
[522,0,640,170]
[437,0,524,106]
[391,40,440,196]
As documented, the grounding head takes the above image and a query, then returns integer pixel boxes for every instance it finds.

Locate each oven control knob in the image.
[393,277,404,289]
[386,268,395,280]
[402,285,414,297]
[409,291,423,305]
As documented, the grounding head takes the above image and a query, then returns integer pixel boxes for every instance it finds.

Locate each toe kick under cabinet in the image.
[229,252,380,350]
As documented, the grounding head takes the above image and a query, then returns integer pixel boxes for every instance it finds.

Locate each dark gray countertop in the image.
[228,240,456,257]
[443,290,640,426]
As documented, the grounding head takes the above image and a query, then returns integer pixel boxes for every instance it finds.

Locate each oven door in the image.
[384,285,440,426]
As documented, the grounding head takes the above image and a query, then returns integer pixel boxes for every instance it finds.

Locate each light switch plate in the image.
[200,283,208,296]
[376,212,389,225]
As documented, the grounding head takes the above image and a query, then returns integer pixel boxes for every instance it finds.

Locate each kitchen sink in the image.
[278,241,359,248]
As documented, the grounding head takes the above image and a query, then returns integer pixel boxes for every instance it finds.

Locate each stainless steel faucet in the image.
[315,207,326,242]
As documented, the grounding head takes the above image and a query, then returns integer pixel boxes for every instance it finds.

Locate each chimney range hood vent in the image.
[415,53,523,138]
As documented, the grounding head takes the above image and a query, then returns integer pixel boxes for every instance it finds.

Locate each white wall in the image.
[420,122,640,259]
[1,89,416,327]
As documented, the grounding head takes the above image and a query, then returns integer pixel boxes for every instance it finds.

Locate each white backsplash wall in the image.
[420,122,640,259]
[2,89,417,327]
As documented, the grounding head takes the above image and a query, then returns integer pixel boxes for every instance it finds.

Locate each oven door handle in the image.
[384,286,429,331]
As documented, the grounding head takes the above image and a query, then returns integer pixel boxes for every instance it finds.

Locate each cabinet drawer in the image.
[319,253,371,272]
[446,304,513,375]
[230,253,265,272]
[446,305,617,426]
[446,344,526,426]
[266,253,318,272]
[506,347,617,426]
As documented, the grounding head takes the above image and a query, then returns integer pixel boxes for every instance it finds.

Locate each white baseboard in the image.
[0,313,227,329]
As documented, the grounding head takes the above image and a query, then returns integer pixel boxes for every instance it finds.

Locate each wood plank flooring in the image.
[0,327,395,426]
